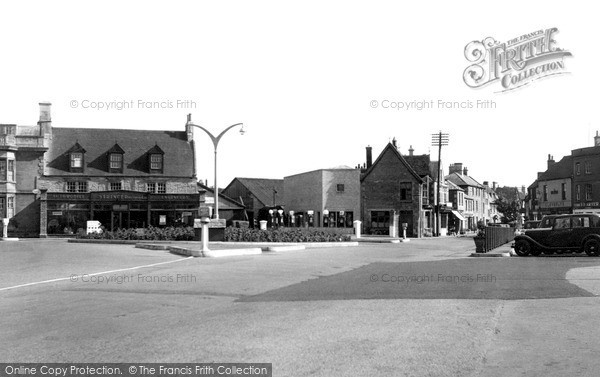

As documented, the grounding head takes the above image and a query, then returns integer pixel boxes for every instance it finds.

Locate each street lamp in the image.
[186,114,245,219]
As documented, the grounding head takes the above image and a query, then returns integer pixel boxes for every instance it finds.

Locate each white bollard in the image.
[353,220,362,239]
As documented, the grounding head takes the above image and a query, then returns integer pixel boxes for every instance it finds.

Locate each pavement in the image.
[3,237,599,376]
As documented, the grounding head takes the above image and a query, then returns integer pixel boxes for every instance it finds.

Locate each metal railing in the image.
[484,226,515,252]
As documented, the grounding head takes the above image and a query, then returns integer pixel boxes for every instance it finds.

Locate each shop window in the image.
[7,196,14,218]
[0,197,4,217]
[147,182,156,193]
[370,211,390,229]
[562,183,567,200]
[110,182,122,191]
[157,182,166,193]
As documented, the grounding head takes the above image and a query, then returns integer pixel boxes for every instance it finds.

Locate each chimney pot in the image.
[463,167,468,176]
[409,145,414,156]
[594,130,600,147]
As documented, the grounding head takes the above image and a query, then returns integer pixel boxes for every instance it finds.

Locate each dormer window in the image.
[147,144,165,174]
[107,143,125,173]
[67,142,86,173]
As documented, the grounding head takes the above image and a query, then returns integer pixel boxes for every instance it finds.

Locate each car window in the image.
[540,217,554,228]
[573,216,590,228]
[553,217,571,229]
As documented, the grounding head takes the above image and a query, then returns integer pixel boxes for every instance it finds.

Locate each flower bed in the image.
[77,226,195,241]
[225,227,352,242]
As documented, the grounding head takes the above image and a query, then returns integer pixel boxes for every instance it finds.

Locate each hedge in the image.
[77,226,195,241]
[225,227,352,242]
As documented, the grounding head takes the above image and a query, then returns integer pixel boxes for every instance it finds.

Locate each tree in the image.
[495,196,520,223]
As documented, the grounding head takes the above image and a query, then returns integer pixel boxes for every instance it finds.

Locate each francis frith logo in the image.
[463,27,572,92]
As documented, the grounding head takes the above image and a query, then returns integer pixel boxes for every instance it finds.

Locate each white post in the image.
[2,218,8,238]
[353,220,362,239]
[201,217,211,253]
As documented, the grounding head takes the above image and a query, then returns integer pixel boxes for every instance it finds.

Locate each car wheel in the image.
[514,240,531,256]
[584,239,600,256]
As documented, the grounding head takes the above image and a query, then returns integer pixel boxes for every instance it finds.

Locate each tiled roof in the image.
[538,156,572,181]
[445,172,484,188]
[361,143,424,183]
[404,155,432,177]
[446,180,464,191]
[230,177,285,207]
[46,127,195,177]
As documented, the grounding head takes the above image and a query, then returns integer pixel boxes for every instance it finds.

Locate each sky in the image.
[0,1,596,189]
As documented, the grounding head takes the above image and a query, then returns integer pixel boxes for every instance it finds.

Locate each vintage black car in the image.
[514,214,600,256]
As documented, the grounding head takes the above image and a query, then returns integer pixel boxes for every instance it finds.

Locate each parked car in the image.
[523,220,541,229]
[514,214,600,256]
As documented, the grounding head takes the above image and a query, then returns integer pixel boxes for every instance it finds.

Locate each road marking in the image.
[0,257,194,292]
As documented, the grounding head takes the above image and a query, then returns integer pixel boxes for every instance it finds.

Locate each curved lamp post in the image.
[186,114,245,219]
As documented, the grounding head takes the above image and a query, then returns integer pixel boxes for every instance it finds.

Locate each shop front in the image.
[41,190,201,236]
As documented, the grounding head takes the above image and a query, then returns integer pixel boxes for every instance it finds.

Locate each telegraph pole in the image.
[431,132,449,237]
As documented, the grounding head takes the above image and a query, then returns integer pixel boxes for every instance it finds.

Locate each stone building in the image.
[1,103,202,237]
[360,142,430,237]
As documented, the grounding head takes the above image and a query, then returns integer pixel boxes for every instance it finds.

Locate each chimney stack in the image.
[392,137,397,148]
[521,185,526,194]
[547,154,555,169]
[483,181,489,187]
[366,146,373,169]
[185,113,193,142]
[595,131,600,147]
[38,102,52,140]
[409,145,414,156]
[449,163,463,175]
[492,182,497,190]
[463,167,469,176]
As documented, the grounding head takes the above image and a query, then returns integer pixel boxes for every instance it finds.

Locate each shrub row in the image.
[77,226,195,241]
[225,227,352,242]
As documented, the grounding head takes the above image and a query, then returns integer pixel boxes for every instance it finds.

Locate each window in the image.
[585,161,592,175]
[110,182,122,191]
[553,217,570,230]
[147,182,156,193]
[0,197,4,217]
[336,184,345,193]
[543,185,548,201]
[586,184,593,201]
[71,153,83,168]
[150,154,163,171]
[110,153,123,171]
[573,216,590,228]
[422,184,429,205]
[370,211,390,229]
[576,185,581,201]
[576,163,581,175]
[562,183,567,200]
[157,182,166,193]
[7,160,14,181]
[399,182,412,201]
[67,181,88,193]
[0,159,5,180]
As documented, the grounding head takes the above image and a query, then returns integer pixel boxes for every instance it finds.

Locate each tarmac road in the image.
[1,238,600,376]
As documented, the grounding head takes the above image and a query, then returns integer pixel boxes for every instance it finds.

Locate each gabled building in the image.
[360,142,429,237]
[572,133,600,214]
[197,182,245,223]
[2,103,202,237]
[221,177,284,226]
[536,154,572,216]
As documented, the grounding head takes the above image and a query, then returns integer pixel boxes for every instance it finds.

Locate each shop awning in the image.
[451,210,466,221]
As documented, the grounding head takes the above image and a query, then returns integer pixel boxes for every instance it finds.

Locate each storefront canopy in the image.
[451,210,466,221]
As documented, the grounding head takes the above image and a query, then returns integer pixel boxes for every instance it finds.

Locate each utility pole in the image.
[431,131,449,237]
